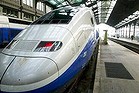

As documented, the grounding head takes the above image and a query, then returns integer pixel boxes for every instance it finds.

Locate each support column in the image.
[122,26,124,37]
[126,25,127,38]
[123,26,125,38]
[33,0,37,20]
[133,21,136,37]
[120,27,122,37]
[120,27,121,37]
[129,24,131,38]
[19,0,23,19]
[103,30,108,45]
[44,3,46,14]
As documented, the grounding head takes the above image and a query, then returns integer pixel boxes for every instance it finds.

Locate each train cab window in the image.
[32,7,79,24]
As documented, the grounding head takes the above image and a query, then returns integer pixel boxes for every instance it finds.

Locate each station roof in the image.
[38,0,139,27]
[107,0,139,27]
[41,0,84,8]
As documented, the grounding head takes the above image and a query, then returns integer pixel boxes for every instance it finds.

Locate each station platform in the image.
[93,39,139,93]
[112,37,139,45]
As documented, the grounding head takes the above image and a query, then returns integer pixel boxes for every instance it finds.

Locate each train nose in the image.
[0,53,15,81]
[0,54,58,85]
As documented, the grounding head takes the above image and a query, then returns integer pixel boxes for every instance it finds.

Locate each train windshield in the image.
[32,7,79,24]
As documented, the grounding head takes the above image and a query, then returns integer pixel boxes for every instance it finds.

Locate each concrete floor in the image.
[93,40,139,93]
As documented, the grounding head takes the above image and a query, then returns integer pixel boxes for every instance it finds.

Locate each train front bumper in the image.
[0,53,58,93]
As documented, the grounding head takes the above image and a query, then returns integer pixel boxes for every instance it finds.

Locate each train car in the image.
[0,6,99,93]
[0,15,31,46]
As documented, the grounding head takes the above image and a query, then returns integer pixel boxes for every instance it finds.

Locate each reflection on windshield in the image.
[32,7,79,24]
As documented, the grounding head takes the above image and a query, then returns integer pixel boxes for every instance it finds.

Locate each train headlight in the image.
[34,41,62,52]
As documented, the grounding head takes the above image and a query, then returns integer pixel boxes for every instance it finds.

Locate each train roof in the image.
[0,15,32,25]
[0,15,9,23]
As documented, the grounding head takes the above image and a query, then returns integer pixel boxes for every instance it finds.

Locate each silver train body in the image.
[0,6,99,93]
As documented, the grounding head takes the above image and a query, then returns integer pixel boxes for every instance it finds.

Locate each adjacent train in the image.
[0,16,31,46]
[0,6,99,93]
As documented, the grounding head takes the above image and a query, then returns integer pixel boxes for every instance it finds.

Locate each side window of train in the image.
[77,31,86,49]
[91,18,94,25]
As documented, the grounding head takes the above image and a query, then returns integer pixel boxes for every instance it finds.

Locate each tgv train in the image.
[0,6,99,93]
[0,16,31,46]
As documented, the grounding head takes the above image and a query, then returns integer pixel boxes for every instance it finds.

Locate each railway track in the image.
[109,38,139,54]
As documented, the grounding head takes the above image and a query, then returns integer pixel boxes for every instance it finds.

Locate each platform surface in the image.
[93,40,139,93]
[112,37,139,45]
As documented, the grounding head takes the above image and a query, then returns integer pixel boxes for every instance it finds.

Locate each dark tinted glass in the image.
[32,7,79,24]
